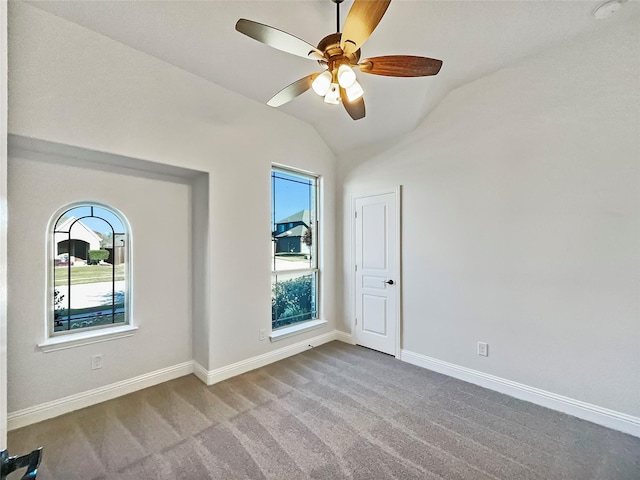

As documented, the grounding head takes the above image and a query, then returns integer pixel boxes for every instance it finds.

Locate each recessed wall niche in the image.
[6,135,209,413]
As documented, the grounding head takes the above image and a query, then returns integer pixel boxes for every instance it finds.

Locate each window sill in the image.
[38,325,138,353]
[270,319,327,343]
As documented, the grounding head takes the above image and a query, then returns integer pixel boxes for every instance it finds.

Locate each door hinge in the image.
[354,211,357,218]
[355,264,358,272]
[355,317,357,326]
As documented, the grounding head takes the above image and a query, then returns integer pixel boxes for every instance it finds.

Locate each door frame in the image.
[350,186,402,359]
[1,0,9,449]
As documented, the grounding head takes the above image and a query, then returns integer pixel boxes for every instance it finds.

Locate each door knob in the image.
[385,280,394,285]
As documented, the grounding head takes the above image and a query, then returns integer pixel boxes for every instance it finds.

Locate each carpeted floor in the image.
[7,341,640,479]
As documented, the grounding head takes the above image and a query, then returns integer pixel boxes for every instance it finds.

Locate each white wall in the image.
[7,1,337,413]
[340,16,640,417]
[191,173,210,370]
[7,153,193,412]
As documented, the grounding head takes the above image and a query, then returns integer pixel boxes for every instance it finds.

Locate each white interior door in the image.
[354,190,399,356]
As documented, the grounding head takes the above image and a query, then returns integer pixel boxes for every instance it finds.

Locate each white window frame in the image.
[39,202,135,352]
[270,166,322,337]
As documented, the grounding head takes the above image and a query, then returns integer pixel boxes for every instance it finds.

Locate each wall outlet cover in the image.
[91,354,103,370]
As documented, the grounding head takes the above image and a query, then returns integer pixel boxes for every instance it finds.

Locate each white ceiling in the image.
[26,0,640,155]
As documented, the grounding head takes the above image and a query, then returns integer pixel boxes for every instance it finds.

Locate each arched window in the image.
[50,203,130,335]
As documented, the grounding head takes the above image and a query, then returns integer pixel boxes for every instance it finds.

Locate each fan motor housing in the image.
[317,33,360,69]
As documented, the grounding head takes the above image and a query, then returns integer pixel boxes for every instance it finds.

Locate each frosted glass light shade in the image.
[345,80,364,102]
[337,64,357,88]
[324,83,340,104]
[311,71,332,96]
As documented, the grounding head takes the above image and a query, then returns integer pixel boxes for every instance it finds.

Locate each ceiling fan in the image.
[235,0,443,121]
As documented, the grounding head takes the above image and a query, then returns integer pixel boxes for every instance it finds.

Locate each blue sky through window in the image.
[58,206,125,234]
[272,170,315,229]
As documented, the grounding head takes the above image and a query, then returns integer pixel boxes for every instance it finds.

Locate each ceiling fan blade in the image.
[267,73,319,107]
[359,55,443,77]
[236,19,324,61]
[340,88,366,120]
[340,0,391,56]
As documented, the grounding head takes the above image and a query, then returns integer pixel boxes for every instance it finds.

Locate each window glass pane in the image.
[53,205,127,333]
[271,168,318,329]
[271,271,317,329]
[271,170,316,271]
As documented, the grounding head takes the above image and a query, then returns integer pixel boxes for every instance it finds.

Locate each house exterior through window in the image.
[50,203,130,335]
[271,167,319,330]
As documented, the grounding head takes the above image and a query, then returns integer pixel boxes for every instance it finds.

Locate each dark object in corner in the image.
[0,447,42,479]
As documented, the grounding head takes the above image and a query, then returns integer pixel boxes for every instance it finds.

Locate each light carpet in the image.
[7,341,640,479]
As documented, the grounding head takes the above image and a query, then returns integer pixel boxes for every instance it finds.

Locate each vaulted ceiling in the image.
[27,0,640,154]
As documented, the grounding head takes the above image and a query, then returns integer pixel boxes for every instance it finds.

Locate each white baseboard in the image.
[8,361,193,431]
[7,330,345,430]
[192,360,209,385]
[334,330,355,345]
[11,340,636,438]
[401,349,640,438]
[196,330,339,386]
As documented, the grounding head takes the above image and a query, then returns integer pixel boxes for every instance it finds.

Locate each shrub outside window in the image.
[271,167,319,329]
[50,203,130,335]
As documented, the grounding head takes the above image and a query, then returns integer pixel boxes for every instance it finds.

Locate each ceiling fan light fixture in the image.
[345,80,364,102]
[324,83,341,104]
[312,71,332,96]
[337,64,357,88]
[235,0,443,121]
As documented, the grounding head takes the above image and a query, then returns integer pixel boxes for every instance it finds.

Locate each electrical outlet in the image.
[259,329,266,341]
[91,354,103,370]
[477,342,488,357]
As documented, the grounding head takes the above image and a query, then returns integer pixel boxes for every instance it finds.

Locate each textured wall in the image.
[7,1,337,412]
[340,16,640,416]
[8,154,193,411]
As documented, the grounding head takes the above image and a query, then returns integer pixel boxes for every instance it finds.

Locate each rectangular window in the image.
[271,167,318,330]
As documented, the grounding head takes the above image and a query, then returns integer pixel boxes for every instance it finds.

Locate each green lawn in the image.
[55,264,125,286]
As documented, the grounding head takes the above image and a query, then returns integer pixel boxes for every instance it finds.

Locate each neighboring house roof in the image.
[275,225,308,238]
[58,214,72,225]
[276,210,310,226]
[55,216,103,243]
